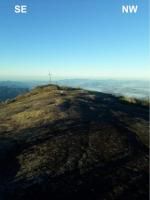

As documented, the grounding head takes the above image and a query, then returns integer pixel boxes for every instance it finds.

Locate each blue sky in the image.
[0,0,149,80]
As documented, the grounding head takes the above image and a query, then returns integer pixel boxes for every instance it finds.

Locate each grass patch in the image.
[119,96,149,107]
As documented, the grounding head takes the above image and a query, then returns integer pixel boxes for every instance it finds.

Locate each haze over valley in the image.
[0,79,149,102]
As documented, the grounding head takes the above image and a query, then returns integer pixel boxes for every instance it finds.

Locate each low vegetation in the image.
[0,84,149,200]
[119,96,149,107]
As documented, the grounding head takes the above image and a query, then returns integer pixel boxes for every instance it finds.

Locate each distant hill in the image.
[0,81,30,88]
[0,86,29,101]
[0,80,46,89]
[0,84,149,200]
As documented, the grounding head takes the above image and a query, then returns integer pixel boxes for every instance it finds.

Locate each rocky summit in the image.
[0,85,149,200]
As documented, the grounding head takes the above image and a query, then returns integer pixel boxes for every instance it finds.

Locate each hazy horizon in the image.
[0,75,149,82]
[0,77,149,99]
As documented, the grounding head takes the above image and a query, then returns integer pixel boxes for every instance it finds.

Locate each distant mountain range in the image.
[0,86,29,102]
[0,81,44,101]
